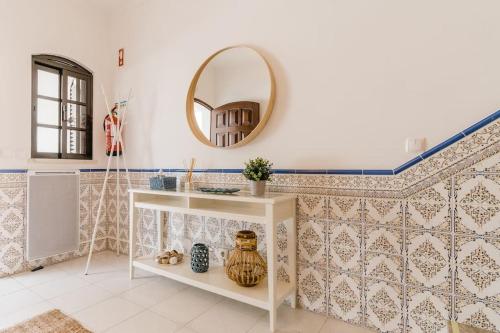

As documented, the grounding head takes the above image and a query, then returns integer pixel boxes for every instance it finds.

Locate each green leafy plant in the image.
[242,157,273,181]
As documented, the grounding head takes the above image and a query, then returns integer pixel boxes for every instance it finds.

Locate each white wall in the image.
[110,0,500,170]
[0,0,114,169]
[212,61,270,115]
[1,0,499,170]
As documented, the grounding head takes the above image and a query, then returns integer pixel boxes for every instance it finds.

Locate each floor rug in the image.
[0,309,91,333]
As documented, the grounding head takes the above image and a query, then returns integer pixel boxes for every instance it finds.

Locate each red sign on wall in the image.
[118,48,124,67]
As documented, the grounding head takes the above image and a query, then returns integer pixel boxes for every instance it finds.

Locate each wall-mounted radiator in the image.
[27,171,80,261]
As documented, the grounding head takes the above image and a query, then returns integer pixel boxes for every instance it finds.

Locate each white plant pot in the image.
[249,180,266,196]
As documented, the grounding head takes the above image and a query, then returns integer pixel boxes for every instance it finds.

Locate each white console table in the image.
[129,188,297,332]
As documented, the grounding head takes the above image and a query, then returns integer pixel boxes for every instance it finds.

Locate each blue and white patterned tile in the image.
[186,215,204,244]
[0,188,25,242]
[364,198,403,227]
[222,219,244,249]
[364,278,404,333]
[365,225,403,256]
[365,252,403,284]
[463,150,500,174]
[405,230,452,294]
[405,288,451,333]
[328,221,362,274]
[298,218,326,267]
[90,184,107,240]
[454,174,500,238]
[79,184,91,243]
[297,263,327,314]
[406,181,452,232]
[328,270,363,325]
[328,196,363,222]
[203,217,222,248]
[0,173,26,187]
[455,298,500,333]
[246,222,267,258]
[0,237,24,276]
[139,208,156,248]
[455,236,500,304]
[277,262,290,283]
[167,212,185,252]
[297,195,328,219]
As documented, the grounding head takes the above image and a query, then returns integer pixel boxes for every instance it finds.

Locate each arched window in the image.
[32,55,93,159]
[194,98,212,139]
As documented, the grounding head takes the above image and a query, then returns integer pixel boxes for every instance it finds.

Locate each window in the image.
[32,55,93,159]
[194,98,212,139]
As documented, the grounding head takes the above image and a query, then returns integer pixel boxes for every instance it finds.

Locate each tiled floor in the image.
[0,251,373,333]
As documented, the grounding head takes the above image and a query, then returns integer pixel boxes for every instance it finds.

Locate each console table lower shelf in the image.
[133,257,295,310]
[128,189,297,332]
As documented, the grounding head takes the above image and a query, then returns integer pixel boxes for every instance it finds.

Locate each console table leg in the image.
[270,307,277,332]
[266,204,277,332]
[289,206,297,308]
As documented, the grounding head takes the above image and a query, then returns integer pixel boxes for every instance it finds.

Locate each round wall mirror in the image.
[186,46,275,148]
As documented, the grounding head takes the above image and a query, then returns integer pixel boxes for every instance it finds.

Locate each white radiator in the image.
[27,171,80,260]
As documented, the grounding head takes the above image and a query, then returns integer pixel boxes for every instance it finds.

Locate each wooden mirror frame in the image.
[186,45,276,148]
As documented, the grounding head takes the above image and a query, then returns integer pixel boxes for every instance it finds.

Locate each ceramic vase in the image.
[191,243,209,273]
[249,180,265,196]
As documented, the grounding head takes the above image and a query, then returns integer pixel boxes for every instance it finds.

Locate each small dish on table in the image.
[198,187,240,194]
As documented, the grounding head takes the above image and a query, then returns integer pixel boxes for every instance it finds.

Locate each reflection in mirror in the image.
[194,98,212,139]
[191,47,273,147]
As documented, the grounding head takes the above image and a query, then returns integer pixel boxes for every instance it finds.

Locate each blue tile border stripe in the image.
[327,169,363,175]
[0,110,498,176]
[0,169,27,173]
[362,169,394,176]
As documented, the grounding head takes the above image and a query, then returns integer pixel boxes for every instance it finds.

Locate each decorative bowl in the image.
[198,187,240,194]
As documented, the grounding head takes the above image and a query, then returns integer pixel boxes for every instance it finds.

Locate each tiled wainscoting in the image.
[0,118,498,332]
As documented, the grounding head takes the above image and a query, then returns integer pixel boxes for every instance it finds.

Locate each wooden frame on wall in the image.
[186,45,276,149]
[31,54,93,160]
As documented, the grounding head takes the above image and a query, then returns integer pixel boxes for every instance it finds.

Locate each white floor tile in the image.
[56,253,127,280]
[12,265,69,287]
[176,327,199,333]
[121,277,188,308]
[0,289,44,316]
[73,297,144,332]
[53,256,91,275]
[104,310,181,333]
[93,271,157,294]
[133,267,159,278]
[319,318,375,333]
[80,268,129,284]
[151,287,223,324]
[93,253,129,270]
[0,301,54,329]
[30,275,89,299]
[48,284,113,314]
[0,277,24,296]
[248,306,327,333]
[188,299,266,333]
[0,252,371,333]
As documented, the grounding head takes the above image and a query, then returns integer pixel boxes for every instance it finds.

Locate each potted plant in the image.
[242,157,273,196]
